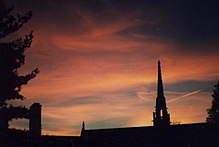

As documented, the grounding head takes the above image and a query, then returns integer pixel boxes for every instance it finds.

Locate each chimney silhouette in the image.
[29,103,42,137]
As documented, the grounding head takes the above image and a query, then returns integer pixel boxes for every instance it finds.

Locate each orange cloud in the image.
[10,2,219,136]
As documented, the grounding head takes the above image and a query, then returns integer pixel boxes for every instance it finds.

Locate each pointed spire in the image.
[153,60,170,127]
[80,121,85,136]
[156,60,166,110]
[82,121,85,130]
[157,60,164,99]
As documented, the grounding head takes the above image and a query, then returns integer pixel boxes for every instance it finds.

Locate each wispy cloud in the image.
[6,0,219,136]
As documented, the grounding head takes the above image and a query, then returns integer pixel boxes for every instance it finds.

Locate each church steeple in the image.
[81,121,85,136]
[82,121,85,130]
[157,60,167,110]
[153,61,170,128]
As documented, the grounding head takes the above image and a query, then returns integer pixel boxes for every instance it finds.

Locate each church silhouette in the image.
[1,61,219,147]
[79,61,219,147]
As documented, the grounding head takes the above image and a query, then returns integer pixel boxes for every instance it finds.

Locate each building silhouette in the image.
[80,61,219,146]
[1,61,219,147]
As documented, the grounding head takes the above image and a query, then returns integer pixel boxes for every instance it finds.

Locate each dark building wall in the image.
[29,103,42,137]
[81,123,219,147]
[2,123,219,147]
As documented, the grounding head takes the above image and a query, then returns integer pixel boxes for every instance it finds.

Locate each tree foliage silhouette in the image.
[206,81,219,123]
[0,1,39,124]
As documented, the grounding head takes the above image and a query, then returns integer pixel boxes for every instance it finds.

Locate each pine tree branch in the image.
[0,32,33,71]
[0,1,13,19]
[206,81,219,123]
[7,105,29,120]
[18,68,40,85]
[0,3,32,38]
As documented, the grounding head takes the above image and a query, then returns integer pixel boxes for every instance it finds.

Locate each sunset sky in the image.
[5,0,219,136]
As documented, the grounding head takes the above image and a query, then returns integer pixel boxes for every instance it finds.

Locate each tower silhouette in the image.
[29,103,42,137]
[153,61,170,127]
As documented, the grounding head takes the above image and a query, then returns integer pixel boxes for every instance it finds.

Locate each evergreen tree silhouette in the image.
[206,81,219,123]
[0,1,39,128]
